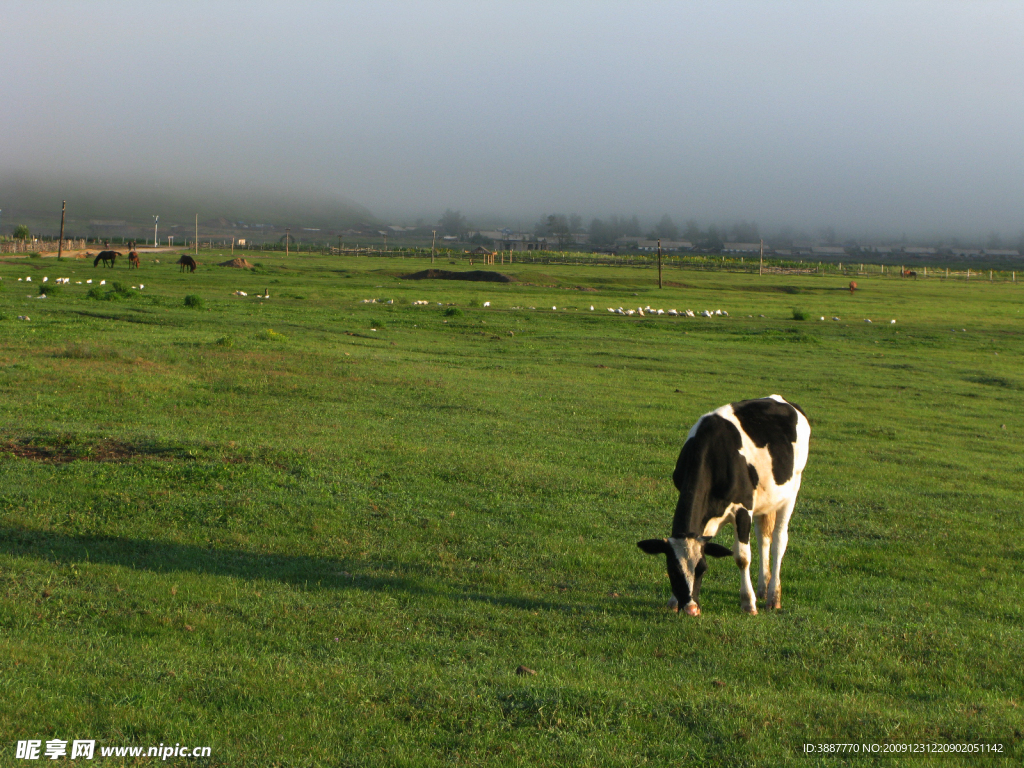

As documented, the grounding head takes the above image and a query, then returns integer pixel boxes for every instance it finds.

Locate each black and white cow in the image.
[638,395,810,616]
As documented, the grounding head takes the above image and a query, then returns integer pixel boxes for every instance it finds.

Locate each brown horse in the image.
[901,268,917,279]
[849,281,857,294]
[177,255,197,273]
[128,251,141,269]
[94,250,120,267]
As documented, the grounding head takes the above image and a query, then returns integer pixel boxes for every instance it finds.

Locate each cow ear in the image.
[704,542,732,558]
[637,539,671,555]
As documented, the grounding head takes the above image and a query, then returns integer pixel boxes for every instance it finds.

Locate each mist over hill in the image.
[0,174,377,239]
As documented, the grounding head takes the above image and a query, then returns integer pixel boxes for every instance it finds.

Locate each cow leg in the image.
[755,511,774,601]
[734,508,756,614]
[766,500,796,610]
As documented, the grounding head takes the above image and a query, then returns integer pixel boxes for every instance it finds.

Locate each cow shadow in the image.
[0,526,631,616]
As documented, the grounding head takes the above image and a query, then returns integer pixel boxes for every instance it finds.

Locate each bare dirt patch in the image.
[402,269,515,283]
[0,435,176,464]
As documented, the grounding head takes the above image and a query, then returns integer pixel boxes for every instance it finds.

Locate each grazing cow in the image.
[177,255,197,273]
[128,251,140,269]
[902,268,917,279]
[638,395,810,616]
[848,280,857,294]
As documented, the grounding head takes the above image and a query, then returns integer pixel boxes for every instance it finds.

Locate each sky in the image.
[3,1,1023,239]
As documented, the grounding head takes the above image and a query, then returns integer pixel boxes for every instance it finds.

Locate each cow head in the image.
[637,536,732,615]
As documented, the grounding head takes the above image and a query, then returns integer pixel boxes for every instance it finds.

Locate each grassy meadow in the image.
[1,250,1022,766]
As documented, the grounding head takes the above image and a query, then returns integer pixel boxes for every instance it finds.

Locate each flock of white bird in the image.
[605,305,726,318]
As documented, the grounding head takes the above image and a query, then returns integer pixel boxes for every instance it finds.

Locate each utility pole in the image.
[57,201,66,260]
[286,228,290,257]
[657,238,663,288]
[431,230,436,264]
[338,234,342,255]
[759,239,764,276]
[153,215,159,248]
[195,214,198,256]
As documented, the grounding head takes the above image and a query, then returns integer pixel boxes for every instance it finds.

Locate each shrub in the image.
[13,225,30,240]
[369,317,384,328]
[29,252,42,259]
[215,336,234,347]
[184,294,204,309]
[444,307,462,317]
[111,281,130,294]
[791,308,808,321]
[39,284,61,297]
[255,329,286,341]
[87,287,105,300]
[468,299,480,307]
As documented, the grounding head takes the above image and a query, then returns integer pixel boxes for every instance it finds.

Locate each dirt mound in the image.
[218,258,255,269]
[402,269,514,283]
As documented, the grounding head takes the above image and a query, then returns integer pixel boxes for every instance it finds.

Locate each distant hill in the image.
[0,174,378,240]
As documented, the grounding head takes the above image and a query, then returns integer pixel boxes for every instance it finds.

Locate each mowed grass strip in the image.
[1,253,1022,766]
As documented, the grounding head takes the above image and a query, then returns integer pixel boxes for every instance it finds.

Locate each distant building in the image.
[634,239,692,251]
[950,248,981,257]
[902,246,936,255]
[723,242,763,253]
[811,246,846,256]
[982,249,1020,257]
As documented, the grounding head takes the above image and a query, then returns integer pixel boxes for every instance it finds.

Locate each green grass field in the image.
[1,252,1022,766]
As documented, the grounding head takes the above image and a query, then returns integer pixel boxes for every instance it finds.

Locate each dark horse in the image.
[177,255,197,273]
[94,250,120,267]
[128,251,141,269]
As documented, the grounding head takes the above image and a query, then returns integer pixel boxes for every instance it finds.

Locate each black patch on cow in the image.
[671,415,755,538]
[746,463,759,489]
[731,398,799,486]
[735,508,751,544]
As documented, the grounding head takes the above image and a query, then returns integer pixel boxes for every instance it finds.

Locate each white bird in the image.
[608,308,615,313]
[76,281,82,284]
[234,291,247,296]
[590,305,594,311]
[386,299,394,304]
[638,308,645,317]
[484,301,491,307]
[86,279,92,284]
[714,309,722,316]
[890,319,896,324]
[820,316,825,321]
[668,309,678,316]
[865,319,872,323]
[626,309,635,316]
[18,278,22,281]
[139,284,144,289]
[552,306,557,310]
[42,277,48,282]
[657,309,664,315]
[832,316,840,321]
[100,280,106,285]
[25,277,31,282]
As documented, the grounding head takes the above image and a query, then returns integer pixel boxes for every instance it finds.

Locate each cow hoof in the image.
[667,597,679,612]
[684,603,701,617]
[743,605,758,615]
